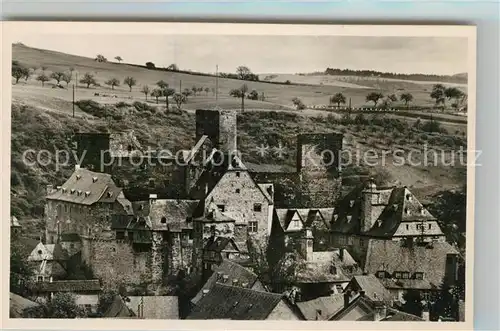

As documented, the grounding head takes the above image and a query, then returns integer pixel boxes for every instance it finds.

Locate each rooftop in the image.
[188,283,284,320]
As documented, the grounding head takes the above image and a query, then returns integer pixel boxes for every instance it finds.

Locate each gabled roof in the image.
[296,248,360,283]
[188,284,284,320]
[363,239,458,290]
[28,242,68,262]
[34,260,67,278]
[329,294,375,321]
[296,294,345,320]
[192,260,260,305]
[46,168,124,206]
[204,237,239,253]
[35,279,101,293]
[275,208,334,232]
[11,216,21,227]
[127,296,179,319]
[348,275,393,302]
[103,295,136,318]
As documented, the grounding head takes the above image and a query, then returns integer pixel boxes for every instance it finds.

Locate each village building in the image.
[32,279,101,313]
[362,239,459,302]
[9,292,41,318]
[27,242,68,282]
[191,259,267,306]
[329,291,425,322]
[187,283,303,320]
[343,274,393,303]
[295,294,345,320]
[330,181,447,263]
[11,216,22,237]
[126,296,179,319]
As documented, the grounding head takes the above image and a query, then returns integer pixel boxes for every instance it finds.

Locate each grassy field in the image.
[10,43,468,222]
[13,44,469,112]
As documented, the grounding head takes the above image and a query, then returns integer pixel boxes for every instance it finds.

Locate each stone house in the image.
[27,242,68,282]
[362,239,459,303]
[330,180,446,263]
[187,283,303,320]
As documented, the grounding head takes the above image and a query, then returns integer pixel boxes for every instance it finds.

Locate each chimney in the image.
[422,307,430,321]
[315,309,322,320]
[46,184,54,195]
[373,302,387,321]
[149,194,157,204]
[343,290,351,308]
[339,248,344,261]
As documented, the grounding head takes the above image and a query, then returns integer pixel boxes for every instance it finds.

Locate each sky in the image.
[16,34,468,75]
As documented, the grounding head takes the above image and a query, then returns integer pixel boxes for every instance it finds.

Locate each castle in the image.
[43,108,453,297]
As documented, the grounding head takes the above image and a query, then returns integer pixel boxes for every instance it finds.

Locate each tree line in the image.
[324,67,467,84]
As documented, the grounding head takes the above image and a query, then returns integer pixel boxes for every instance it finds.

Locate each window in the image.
[116,231,125,240]
[394,272,402,279]
[377,271,385,279]
[70,243,75,249]
[161,217,167,224]
[293,220,300,228]
[359,239,364,247]
[236,172,240,177]
[414,272,424,280]
[235,188,240,194]
[402,272,410,279]
[416,224,423,230]
[37,276,44,282]
[330,266,337,275]
[335,284,343,293]
[217,204,225,212]
[428,224,432,230]
[307,240,313,247]
[249,221,258,233]
[405,208,409,215]
[406,224,409,230]
[253,203,262,212]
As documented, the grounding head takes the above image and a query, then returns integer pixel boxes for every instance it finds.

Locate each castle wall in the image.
[195,109,237,153]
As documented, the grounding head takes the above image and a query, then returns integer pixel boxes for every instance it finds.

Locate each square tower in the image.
[195,109,237,154]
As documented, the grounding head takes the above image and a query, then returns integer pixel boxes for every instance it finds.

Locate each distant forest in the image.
[319,68,467,84]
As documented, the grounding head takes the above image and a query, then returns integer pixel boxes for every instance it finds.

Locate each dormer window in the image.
[394,271,402,279]
[393,204,398,211]
[376,271,385,278]
[76,175,81,180]
[402,272,410,279]
[62,188,67,193]
[92,177,98,183]
[77,190,82,195]
[414,272,424,280]
[70,189,76,194]
[85,191,91,197]
[107,191,113,197]
[346,215,352,223]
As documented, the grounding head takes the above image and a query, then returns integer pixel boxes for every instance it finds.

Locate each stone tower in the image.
[296,133,344,207]
[195,109,237,154]
[72,132,112,173]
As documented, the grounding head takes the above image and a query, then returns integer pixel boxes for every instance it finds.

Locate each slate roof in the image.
[104,295,136,318]
[204,237,239,253]
[9,292,40,318]
[296,248,360,283]
[46,168,124,206]
[348,275,393,302]
[193,201,236,223]
[127,296,179,319]
[295,294,345,320]
[191,259,261,305]
[363,239,458,290]
[188,284,284,320]
[331,183,444,239]
[35,279,101,293]
[356,308,425,321]
[33,260,67,279]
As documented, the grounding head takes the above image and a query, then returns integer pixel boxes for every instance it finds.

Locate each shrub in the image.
[133,101,157,113]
